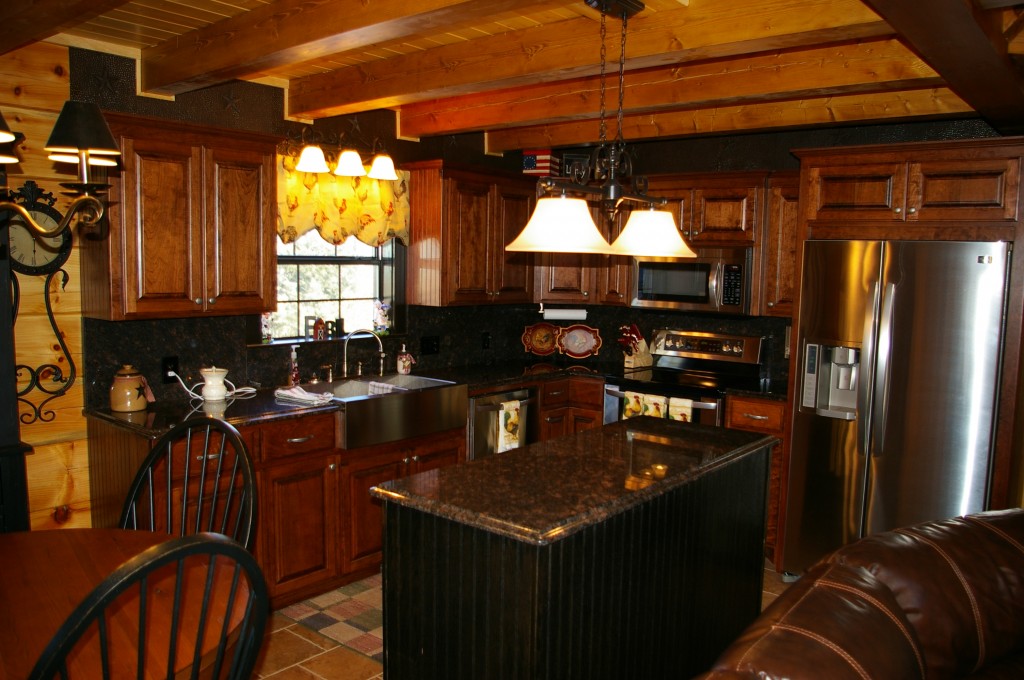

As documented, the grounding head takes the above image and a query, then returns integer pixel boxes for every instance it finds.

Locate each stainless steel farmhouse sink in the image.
[303,375,468,449]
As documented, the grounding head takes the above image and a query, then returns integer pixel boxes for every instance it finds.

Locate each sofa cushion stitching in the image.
[817,576,927,678]
[769,623,875,680]
[969,515,1024,554]
[897,526,985,674]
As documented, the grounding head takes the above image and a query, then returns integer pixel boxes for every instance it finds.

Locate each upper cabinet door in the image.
[491,182,535,303]
[910,158,1020,222]
[118,136,205,318]
[203,145,276,314]
[804,162,909,223]
[689,183,761,246]
[761,173,800,317]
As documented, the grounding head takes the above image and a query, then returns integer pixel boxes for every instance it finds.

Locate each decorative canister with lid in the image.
[109,365,150,412]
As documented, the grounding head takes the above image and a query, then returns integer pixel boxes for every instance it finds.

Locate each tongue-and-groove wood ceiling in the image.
[4,0,1024,153]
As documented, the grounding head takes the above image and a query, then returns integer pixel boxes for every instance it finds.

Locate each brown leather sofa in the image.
[698,508,1024,680]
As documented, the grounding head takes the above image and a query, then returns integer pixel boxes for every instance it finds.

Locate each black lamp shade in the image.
[44,101,120,157]
[0,111,14,144]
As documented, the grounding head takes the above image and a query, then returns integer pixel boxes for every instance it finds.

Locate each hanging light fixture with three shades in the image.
[506,0,696,259]
[293,132,398,181]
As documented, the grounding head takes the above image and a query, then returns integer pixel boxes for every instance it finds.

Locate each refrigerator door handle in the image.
[871,282,897,455]
[858,281,880,459]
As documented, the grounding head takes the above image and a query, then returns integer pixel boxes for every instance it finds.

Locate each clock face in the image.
[8,204,72,275]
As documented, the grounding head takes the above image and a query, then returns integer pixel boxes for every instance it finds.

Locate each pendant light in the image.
[507,1,694,259]
[334,149,366,176]
[296,144,330,173]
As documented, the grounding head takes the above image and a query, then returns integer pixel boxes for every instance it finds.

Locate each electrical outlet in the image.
[420,335,441,355]
[161,356,179,383]
[481,331,491,350]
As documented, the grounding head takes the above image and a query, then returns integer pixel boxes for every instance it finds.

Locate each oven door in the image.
[604,384,722,426]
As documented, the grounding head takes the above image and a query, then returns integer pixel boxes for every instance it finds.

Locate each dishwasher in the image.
[468,388,534,460]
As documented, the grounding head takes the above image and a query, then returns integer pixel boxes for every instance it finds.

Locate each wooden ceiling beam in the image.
[0,0,132,56]
[484,87,973,153]
[861,0,1024,133]
[398,38,938,139]
[288,0,889,119]
[137,0,556,96]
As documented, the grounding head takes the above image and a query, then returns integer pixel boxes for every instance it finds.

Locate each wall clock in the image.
[8,196,72,275]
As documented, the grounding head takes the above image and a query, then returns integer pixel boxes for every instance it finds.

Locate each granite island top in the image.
[370,417,777,545]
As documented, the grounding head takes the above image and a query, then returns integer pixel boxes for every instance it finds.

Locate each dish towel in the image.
[668,397,693,422]
[623,391,645,419]
[367,381,409,395]
[496,400,522,453]
[274,386,335,406]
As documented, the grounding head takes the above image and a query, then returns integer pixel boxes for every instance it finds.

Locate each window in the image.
[273,230,405,340]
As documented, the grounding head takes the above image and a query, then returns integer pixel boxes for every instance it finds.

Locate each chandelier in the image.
[506,0,695,258]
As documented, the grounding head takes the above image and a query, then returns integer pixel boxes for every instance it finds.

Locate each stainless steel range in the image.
[605,329,765,426]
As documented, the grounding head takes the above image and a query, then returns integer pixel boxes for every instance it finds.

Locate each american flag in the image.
[522,149,561,176]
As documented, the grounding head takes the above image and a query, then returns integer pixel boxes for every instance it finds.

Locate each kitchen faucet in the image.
[342,329,385,378]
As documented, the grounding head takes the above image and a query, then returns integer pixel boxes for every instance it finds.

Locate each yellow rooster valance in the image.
[276,154,410,246]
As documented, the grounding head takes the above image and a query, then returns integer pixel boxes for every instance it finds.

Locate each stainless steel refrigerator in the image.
[780,240,1010,574]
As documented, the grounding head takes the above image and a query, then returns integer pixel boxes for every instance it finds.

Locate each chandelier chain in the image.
[617,14,627,144]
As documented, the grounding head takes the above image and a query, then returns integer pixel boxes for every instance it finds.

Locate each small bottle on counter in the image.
[396,344,415,375]
[289,344,301,386]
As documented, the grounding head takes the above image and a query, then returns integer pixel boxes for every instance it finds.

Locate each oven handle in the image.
[604,386,718,410]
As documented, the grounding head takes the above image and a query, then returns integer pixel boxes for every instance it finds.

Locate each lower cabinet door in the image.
[260,454,341,602]
[342,453,407,575]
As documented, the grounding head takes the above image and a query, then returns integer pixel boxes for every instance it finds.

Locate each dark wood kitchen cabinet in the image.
[80,113,277,320]
[538,376,605,441]
[406,160,535,305]
[648,173,764,248]
[340,427,465,576]
[759,172,800,317]
[800,149,1020,233]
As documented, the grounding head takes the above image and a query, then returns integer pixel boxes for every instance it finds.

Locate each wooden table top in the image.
[0,528,172,680]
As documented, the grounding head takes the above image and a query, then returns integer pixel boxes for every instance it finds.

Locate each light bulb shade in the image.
[48,152,118,166]
[0,142,18,164]
[0,111,14,144]
[334,149,367,176]
[367,153,398,181]
[44,101,119,157]
[507,195,612,254]
[295,144,330,173]
[609,208,697,258]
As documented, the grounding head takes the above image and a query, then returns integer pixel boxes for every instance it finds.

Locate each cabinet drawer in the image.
[167,425,257,481]
[262,414,337,461]
[725,397,785,433]
[540,379,570,408]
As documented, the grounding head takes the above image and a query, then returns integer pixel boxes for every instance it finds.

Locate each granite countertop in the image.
[370,417,777,545]
[84,389,337,439]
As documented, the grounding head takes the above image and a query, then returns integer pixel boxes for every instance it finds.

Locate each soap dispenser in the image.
[289,344,301,386]
[397,344,416,375]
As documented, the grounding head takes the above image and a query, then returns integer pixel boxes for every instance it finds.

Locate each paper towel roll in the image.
[542,308,587,321]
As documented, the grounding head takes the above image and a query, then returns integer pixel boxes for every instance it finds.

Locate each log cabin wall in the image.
[1,43,91,529]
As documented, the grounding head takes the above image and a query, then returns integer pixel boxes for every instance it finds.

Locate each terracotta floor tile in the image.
[299,645,383,680]
[254,627,330,677]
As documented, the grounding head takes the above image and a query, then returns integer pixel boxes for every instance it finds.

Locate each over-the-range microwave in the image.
[630,249,751,314]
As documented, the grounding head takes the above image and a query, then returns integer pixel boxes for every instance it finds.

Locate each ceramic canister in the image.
[110,365,149,412]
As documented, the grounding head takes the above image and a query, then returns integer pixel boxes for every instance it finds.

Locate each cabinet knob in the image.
[287,435,314,444]
[402,457,410,464]
[328,463,336,471]
[907,207,917,214]
[582,291,589,297]
[894,207,902,214]
[194,298,202,305]
[767,302,774,307]
[412,455,420,462]
[208,297,215,305]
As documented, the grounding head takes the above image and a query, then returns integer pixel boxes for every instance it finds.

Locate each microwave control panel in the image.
[721,264,744,307]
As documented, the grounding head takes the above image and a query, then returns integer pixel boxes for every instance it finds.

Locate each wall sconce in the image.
[285,127,398,180]
[0,100,119,234]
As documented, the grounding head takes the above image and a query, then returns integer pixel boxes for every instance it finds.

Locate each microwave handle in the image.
[708,260,722,309]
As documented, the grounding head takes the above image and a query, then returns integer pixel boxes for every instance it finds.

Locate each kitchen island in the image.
[371,417,775,680]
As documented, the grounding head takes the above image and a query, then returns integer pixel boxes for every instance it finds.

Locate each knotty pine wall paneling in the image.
[2,43,92,529]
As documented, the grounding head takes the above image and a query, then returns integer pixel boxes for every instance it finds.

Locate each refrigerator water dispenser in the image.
[801,343,858,420]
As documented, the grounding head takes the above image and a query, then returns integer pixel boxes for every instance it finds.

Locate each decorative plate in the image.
[557,324,602,358]
[522,322,560,356]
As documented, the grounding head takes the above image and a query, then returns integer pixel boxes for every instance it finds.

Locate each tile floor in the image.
[253,562,792,679]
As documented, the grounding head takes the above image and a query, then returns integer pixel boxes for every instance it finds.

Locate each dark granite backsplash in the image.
[82,305,790,409]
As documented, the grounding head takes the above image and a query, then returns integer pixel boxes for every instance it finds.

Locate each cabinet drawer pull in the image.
[742,413,769,421]
[286,435,314,444]
[545,416,558,423]
[547,390,565,397]
[197,453,220,461]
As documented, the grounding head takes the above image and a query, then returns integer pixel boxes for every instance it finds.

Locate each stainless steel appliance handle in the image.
[709,261,722,309]
[872,282,896,455]
[858,281,880,459]
[474,397,535,413]
[604,387,717,410]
